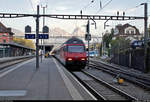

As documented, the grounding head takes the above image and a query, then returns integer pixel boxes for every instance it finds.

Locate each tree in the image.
[102,28,114,48]
[110,37,131,54]
[13,37,35,49]
[101,28,114,56]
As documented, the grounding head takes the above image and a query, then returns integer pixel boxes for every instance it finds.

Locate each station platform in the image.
[0,57,96,100]
[0,56,34,63]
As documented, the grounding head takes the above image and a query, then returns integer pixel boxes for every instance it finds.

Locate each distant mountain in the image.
[72,27,85,37]
[11,28,24,37]
[11,27,85,37]
[50,27,71,36]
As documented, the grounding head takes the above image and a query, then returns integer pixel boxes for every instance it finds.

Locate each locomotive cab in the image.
[60,37,87,69]
[65,45,87,67]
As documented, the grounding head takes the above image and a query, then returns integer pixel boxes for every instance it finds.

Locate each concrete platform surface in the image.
[0,57,96,100]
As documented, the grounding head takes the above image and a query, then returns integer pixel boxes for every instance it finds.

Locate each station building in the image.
[0,22,35,58]
[113,23,143,41]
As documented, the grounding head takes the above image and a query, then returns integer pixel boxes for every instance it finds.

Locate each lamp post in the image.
[86,20,90,69]
[36,5,40,69]
[41,5,47,62]
[141,3,149,73]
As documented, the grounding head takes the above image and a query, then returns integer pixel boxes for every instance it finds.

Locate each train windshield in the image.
[68,45,85,53]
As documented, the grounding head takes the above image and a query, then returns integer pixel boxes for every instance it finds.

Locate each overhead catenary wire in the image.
[80,0,95,15]
[105,3,145,30]
[119,5,141,26]
[96,0,113,14]
[28,0,36,13]
[123,4,142,15]
[82,0,95,10]
[45,0,48,6]
[122,3,145,31]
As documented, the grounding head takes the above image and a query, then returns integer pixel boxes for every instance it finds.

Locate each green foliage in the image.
[13,37,35,49]
[110,37,131,54]
[102,28,114,48]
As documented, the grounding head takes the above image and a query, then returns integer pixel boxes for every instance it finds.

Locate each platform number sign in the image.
[25,34,49,39]
[25,34,35,39]
[38,34,49,39]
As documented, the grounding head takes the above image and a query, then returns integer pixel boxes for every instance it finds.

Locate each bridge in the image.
[15,35,102,53]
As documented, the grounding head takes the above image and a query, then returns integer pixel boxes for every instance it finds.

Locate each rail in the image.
[0,55,35,64]
[0,55,35,70]
[90,59,150,90]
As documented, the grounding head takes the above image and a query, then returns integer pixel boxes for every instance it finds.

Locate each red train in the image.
[55,37,87,69]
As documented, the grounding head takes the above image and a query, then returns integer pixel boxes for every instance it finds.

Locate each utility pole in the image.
[41,5,47,62]
[36,5,40,69]
[85,18,96,69]
[87,20,90,69]
[101,33,104,56]
[141,3,149,73]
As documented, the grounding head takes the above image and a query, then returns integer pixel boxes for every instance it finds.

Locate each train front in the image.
[65,44,87,69]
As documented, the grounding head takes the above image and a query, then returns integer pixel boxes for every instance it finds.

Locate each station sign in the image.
[25,34,49,39]
[25,34,35,39]
[38,34,49,39]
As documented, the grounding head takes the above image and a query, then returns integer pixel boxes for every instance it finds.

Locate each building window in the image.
[126,31,129,34]
[125,27,136,35]
[3,33,7,37]
[131,30,134,34]
[3,39,6,43]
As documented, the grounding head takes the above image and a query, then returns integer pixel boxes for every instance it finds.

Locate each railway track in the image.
[89,60,150,90]
[71,70,138,101]
[0,56,34,70]
[53,55,150,100]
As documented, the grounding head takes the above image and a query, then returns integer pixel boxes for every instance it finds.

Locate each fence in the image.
[110,47,150,72]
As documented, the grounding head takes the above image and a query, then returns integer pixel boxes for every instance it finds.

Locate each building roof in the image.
[115,23,140,36]
[0,42,35,50]
[122,23,137,30]
[0,22,14,35]
[0,22,7,32]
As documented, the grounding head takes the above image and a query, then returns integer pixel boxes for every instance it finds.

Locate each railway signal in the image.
[86,20,90,69]
[85,34,91,41]
[43,26,49,33]
[25,25,31,33]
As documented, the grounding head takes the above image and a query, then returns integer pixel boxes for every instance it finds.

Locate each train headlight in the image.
[81,58,85,61]
[68,58,72,61]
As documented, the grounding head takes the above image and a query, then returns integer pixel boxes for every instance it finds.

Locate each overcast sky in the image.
[0,0,150,36]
